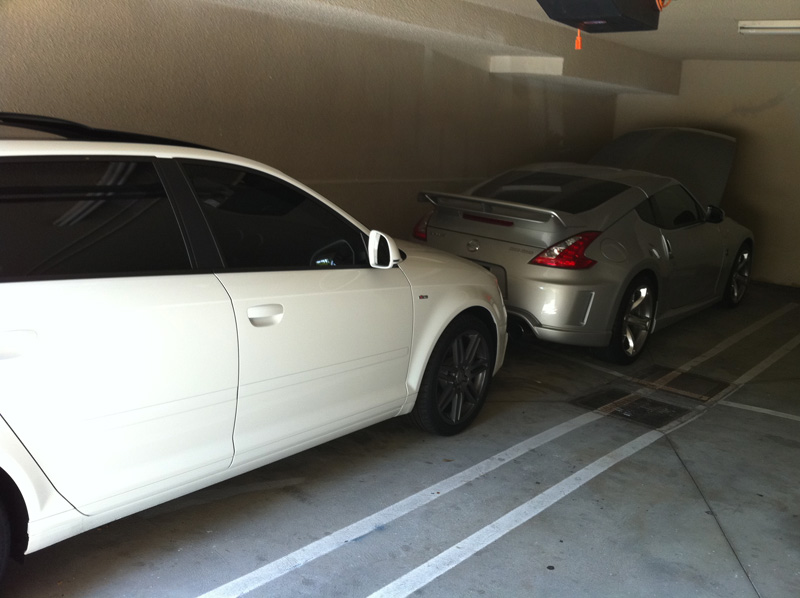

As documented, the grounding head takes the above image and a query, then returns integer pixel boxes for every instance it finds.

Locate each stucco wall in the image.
[615,61,800,287]
[0,0,616,239]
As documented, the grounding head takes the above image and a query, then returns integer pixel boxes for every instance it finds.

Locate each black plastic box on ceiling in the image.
[535,0,660,33]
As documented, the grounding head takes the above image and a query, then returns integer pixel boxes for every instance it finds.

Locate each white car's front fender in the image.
[396,243,507,412]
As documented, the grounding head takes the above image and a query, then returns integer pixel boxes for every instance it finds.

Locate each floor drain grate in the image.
[572,386,692,428]
[572,387,631,410]
[605,396,691,428]
[635,365,733,402]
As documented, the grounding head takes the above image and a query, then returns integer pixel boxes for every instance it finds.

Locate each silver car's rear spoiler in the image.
[419,191,567,228]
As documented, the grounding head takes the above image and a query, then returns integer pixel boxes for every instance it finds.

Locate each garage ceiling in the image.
[464,0,800,61]
[205,0,798,93]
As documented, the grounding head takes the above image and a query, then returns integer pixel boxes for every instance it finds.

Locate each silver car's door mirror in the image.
[368,230,403,269]
[705,205,725,224]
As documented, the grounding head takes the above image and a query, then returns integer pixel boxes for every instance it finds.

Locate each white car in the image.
[0,113,507,578]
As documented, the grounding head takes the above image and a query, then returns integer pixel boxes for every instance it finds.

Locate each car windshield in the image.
[471,170,629,214]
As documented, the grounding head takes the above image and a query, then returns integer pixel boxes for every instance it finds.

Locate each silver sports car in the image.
[413,128,754,363]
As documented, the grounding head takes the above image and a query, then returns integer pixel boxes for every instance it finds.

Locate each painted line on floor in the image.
[732,331,800,386]
[197,411,603,598]
[674,303,797,374]
[367,429,663,598]
[711,332,800,422]
[719,401,800,422]
[538,303,797,384]
[365,321,800,597]
[199,307,799,597]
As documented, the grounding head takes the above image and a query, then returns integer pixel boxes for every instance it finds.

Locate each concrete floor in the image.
[4,283,799,597]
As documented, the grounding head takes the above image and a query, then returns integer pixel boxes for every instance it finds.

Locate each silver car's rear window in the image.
[472,171,629,214]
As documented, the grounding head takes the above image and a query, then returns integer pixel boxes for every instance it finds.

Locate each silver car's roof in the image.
[589,127,736,208]
[460,162,678,228]
[494,162,676,196]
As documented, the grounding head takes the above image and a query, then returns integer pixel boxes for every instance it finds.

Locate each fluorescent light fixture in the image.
[738,20,800,35]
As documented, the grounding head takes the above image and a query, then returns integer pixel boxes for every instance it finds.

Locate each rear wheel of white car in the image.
[604,275,656,365]
[412,315,493,436]
[723,243,752,307]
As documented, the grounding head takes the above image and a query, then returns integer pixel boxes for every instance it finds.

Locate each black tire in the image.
[602,275,657,365]
[0,501,9,583]
[411,315,494,436]
[723,242,752,307]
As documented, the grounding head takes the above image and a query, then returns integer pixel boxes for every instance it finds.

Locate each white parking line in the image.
[714,332,800,422]
[732,331,800,385]
[367,430,663,598]
[538,302,798,381]
[197,411,603,598]
[198,305,798,598]
[675,303,797,373]
[719,401,800,422]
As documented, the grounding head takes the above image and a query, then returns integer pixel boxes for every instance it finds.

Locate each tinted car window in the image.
[471,171,629,214]
[0,159,190,281]
[180,161,368,270]
[635,198,658,226]
[651,185,703,230]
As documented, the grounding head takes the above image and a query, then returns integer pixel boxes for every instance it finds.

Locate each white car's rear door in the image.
[0,276,238,514]
[0,158,239,515]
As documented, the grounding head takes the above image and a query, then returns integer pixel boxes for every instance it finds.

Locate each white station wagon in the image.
[0,113,507,579]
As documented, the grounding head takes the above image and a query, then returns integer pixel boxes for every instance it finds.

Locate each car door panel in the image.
[0,158,239,516]
[650,186,725,309]
[176,160,414,465]
[216,268,412,466]
[0,275,239,515]
[660,224,725,308]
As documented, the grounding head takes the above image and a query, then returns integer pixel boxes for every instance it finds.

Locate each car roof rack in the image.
[0,112,218,151]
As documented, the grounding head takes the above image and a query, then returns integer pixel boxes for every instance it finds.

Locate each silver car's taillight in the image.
[530,231,601,269]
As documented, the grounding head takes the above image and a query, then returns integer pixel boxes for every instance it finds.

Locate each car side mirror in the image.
[368,230,403,269]
[705,205,725,224]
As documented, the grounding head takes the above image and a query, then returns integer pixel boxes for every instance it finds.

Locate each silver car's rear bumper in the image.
[424,231,625,348]
[505,284,614,347]
[508,307,612,346]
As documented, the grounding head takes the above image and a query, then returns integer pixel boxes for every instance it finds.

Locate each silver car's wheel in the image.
[412,315,493,436]
[723,243,752,307]
[604,276,656,365]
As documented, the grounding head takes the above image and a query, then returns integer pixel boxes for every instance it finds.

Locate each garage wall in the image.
[614,61,800,287]
[0,0,616,240]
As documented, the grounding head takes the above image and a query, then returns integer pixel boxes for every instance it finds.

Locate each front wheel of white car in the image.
[412,315,494,436]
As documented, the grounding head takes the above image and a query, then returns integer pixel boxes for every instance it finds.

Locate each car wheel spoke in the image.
[435,330,490,424]
[630,289,648,311]
[622,326,636,354]
[413,316,494,434]
[451,337,465,366]
[462,333,482,364]
[437,382,456,411]
[619,282,654,357]
[626,313,651,331]
[731,251,751,300]
[450,391,464,422]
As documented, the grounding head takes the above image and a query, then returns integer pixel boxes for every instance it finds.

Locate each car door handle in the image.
[246,304,284,327]
[0,330,38,360]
